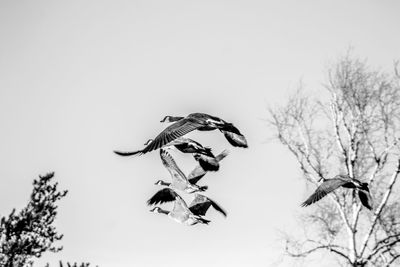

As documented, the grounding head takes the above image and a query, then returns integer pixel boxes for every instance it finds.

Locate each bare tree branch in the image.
[360,158,400,258]
[268,53,400,266]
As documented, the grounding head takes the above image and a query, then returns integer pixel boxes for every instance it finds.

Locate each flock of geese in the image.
[114,113,248,225]
[114,112,373,226]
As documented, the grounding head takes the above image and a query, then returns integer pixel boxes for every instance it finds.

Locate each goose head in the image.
[154,180,170,186]
[150,207,169,215]
[150,207,163,213]
[193,154,201,161]
[160,116,183,123]
[144,139,153,146]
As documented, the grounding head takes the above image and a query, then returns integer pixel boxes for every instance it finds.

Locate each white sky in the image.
[0,1,399,266]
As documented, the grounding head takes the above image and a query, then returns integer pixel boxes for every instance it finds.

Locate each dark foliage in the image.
[44,261,98,267]
[0,172,68,267]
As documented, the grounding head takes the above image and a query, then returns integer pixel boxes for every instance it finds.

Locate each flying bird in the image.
[301,175,373,210]
[148,188,210,226]
[154,149,207,193]
[156,149,229,190]
[161,114,248,148]
[114,113,247,156]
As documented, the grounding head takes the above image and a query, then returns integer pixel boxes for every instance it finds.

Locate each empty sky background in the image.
[1,1,400,266]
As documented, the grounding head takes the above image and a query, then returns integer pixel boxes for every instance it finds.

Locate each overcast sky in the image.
[1,1,400,266]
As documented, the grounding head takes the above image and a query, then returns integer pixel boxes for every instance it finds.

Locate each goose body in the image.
[156,149,207,193]
[301,175,373,210]
[148,188,210,225]
[114,113,247,157]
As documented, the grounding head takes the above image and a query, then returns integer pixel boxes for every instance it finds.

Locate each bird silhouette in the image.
[114,113,247,156]
[148,188,210,226]
[301,174,373,210]
[154,149,207,193]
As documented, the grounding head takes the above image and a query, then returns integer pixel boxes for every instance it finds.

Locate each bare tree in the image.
[268,54,400,266]
[0,172,68,267]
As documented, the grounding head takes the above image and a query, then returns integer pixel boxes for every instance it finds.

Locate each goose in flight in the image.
[161,114,248,148]
[301,175,373,210]
[114,113,247,157]
[143,137,213,157]
[155,149,229,190]
[155,149,207,193]
[148,188,210,226]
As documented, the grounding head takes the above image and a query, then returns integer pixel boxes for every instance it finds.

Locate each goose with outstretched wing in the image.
[148,188,210,226]
[114,113,247,156]
[154,149,207,193]
[161,114,248,148]
[301,175,373,210]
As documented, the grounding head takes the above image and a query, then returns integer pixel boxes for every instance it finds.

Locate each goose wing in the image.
[171,193,190,214]
[187,166,207,185]
[160,149,188,183]
[189,194,227,217]
[165,137,188,146]
[169,137,214,157]
[217,123,247,148]
[147,188,178,206]
[113,150,142,156]
[222,131,248,148]
[185,138,214,156]
[114,118,204,156]
[215,149,229,161]
[189,194,212,216]
[301,179,349,207]
[188,150,229,184]
[358,190,373,210]
[195,154,220,171]
[189,194,209,206]
[218,122,242,134]
[189,113,225,124]
[210,200,227,217]
[189,203,211,216]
